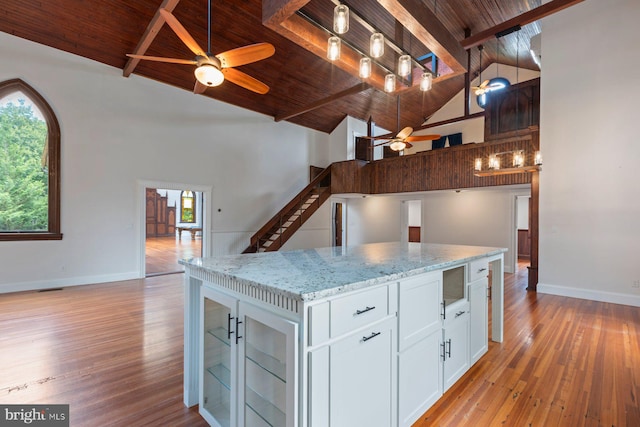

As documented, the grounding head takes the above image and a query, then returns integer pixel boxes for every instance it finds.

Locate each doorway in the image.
[515,195,531,262]
[402,199,422,243]
[332,199,347,247]
[138,181,211,278]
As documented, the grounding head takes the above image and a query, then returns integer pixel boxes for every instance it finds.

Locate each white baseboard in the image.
[0,271,142,294]
[538,283,640,307]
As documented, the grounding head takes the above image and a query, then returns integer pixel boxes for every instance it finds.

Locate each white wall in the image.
[346,196,403,245]
[516,196,529,230]
[0,32,329,292]
[538,0,640,306]
[421,188,529,274]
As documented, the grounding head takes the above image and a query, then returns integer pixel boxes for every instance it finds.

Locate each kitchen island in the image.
[181,242,506,427]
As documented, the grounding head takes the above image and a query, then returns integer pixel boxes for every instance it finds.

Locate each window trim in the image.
[0,79,62,241]
[180,190,196,224]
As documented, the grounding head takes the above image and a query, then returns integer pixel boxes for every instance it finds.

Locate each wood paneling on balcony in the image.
[332,132,539,195]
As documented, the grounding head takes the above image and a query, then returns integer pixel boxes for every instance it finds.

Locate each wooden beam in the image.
[122,0,182,77]
[262,0,310,27]
[417,111,485,132]
[275,83,371,122]
[461,0,585,50]
[377,0,468,75]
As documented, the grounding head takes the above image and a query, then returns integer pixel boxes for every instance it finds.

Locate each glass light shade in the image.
[513,151,524,168]
[488,154,500,170]
[389,140,406,151]
[333,5,349,34]
[384,74,396,93]
[194,64,224,87]
[359,57,372,78]
[474,158,482,171]
[420,72,433,91]
[535,150,543,165]
[327,36,341,61]
[398,55,411,77]
[370,33,384,58]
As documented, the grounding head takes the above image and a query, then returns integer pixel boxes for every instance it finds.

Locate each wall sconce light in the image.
[327,36,341,61]
[535,150,543,165]
[488,154,500,170]
[513,150,524,168]
[398,55,411,77]
[370,33,385,58]
[333,4,349,34]
[474,158,482,171]
[420,72,433,92]
[359,57,372,78]
[384,74,396,92]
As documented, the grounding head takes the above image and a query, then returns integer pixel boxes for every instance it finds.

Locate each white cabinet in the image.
[468,277,489,365]
[397,272,443,426]
[201,286,298,427]
[308,283,397,427]
[442,310,469,391]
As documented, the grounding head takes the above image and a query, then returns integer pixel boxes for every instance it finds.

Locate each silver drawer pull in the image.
[477,267,487,273]
[362,331,381,342]
[355,306,375,315]
[455,310,466,318]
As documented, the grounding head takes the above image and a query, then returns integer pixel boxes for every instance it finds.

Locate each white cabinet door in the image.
[442,312,469,391]
[330,317,396,427]
[201,287,238,427]
[238,301,299,427]
[468,278,489,366]
[398,271,442,352]
[398,328,442,427]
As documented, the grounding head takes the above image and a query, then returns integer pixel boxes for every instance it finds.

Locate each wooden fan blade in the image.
[126,54,197,65]
[480,79,490,88]
[222,68,269,94]
[159,9,207,57]
[396,126,413,140]
[216,43,275,68]
[405,142,413,149]
[404,134,441,142]
[193,80,207,94]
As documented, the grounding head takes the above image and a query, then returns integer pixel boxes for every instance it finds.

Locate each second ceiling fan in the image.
[128,7,274,94]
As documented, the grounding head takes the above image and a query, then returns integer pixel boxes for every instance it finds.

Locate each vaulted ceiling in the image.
[0,0,574,134]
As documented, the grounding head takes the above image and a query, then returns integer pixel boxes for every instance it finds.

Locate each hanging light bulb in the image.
[488,154,500,170]
[398,55,411,77]
[384,74,396,93]
[370,33,385,58]
[194,64,224,87]
[359,57,372,79]
[474,158,482,171]
[513,151,524,168]
[327,36,341,61]
[420,72,433,91]
[333,4,349,34]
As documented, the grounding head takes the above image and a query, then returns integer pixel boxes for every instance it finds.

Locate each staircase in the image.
[242,166,332,253]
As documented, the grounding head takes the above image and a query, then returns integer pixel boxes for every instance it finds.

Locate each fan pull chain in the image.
[207,0,211,54]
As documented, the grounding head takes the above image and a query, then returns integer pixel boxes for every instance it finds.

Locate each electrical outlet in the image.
[633,280,640,289]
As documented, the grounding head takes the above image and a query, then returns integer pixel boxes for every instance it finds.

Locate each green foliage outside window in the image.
[0,99,49,231]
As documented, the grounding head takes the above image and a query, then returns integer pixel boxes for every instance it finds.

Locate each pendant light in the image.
[327,36,341,61]
[359,57,372,78]
[194,0,224,87]
[384,74,396,92]
[370,33,385,58]
[333,4,349,34]
[420,72,433,91]
[398,55,411,77]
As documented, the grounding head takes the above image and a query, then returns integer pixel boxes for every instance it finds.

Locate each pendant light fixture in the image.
[327,36,341,61]
[333,4,349,34]
[195,0,224,87]
[384,74,396,92]
[370,33,385,58]
[398,55,411,77]
[420,72,433,91]
[359,57,372,78]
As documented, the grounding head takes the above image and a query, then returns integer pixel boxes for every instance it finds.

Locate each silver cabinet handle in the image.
[355,306,375,315]
[455,310,466,318]
[362,331,381,342]
[478,267,487,273]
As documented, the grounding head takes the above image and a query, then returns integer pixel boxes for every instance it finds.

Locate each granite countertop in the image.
[180,242,506,302]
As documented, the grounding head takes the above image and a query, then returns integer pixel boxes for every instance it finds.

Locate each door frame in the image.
[137,179,212,277]
[331,198,347,248]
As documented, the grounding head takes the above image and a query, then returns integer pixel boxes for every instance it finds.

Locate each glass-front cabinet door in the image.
[238,301,298,427]
[201,287,238,427]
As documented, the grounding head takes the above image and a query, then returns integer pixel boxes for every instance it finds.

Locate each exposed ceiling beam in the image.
[461,0,585,50]
[122,0,182,77]
[275,83,371,122]
[377,0,467,75]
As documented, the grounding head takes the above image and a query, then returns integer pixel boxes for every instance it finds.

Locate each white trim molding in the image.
[0,272,140,294]
[538,283,640,308]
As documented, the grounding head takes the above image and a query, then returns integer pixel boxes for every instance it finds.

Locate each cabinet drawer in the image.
[468,258,489,282]
[330,285,390,338]
[444,300,470,328]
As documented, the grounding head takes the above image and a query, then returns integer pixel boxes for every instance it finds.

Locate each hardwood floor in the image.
[145,234,201,276]
[0,262,638,426]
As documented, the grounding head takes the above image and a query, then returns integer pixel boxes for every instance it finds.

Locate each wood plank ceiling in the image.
[0,0,548,134]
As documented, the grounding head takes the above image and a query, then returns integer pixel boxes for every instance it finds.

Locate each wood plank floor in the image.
[145,235,201,276]
[0,262,638,426]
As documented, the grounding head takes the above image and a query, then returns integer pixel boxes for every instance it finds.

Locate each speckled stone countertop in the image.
[180,242,506,302]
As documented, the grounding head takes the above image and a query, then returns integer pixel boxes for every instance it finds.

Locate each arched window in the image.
[181,191,195,223]
[476,77,511,108]
[0,79,61,240]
